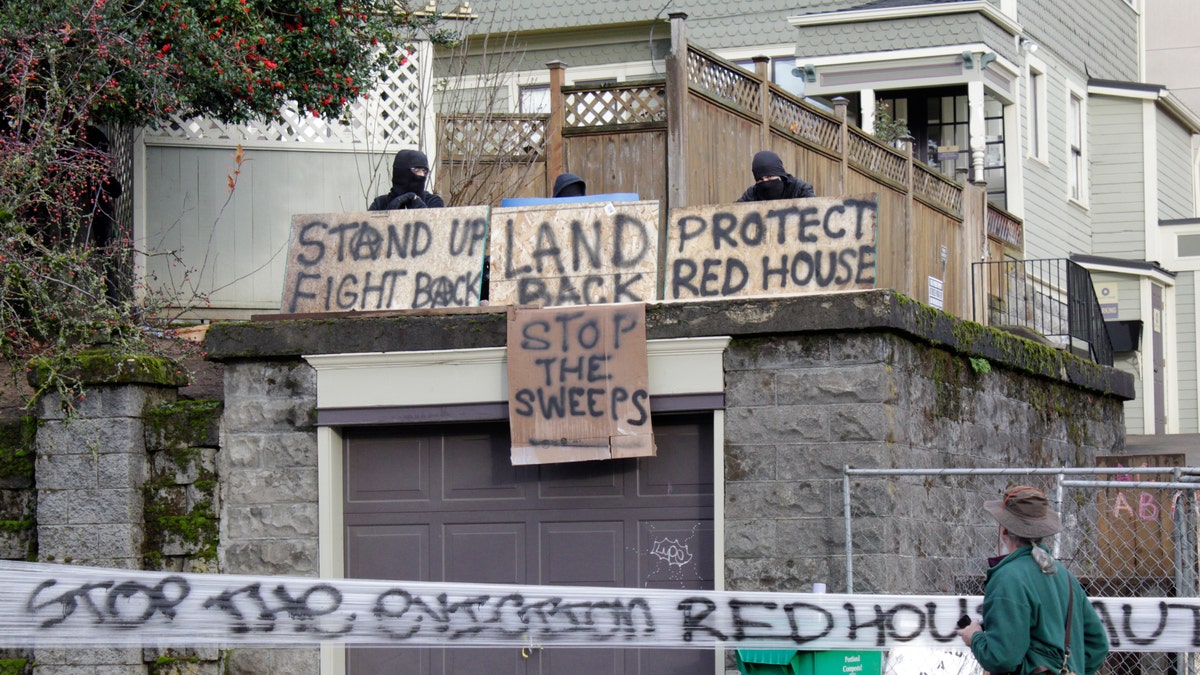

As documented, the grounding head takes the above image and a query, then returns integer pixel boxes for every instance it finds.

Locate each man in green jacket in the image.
[957,486,1110,675]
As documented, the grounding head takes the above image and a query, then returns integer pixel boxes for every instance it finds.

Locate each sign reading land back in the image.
[506,304,653,465]
[488,201,659,307]
[664,195,878,300]
[281,206,489,314]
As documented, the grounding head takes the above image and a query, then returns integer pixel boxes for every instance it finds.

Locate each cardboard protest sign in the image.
[507,304,653,465]
[281,206,489,314]
[488,200,659,307]
[664,195,877,300]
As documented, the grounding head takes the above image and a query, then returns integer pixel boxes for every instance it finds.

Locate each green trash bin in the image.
[735,650,805,675]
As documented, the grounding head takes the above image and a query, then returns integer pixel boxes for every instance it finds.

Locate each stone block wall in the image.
[0,419,36,675]
[722,330,1125,595]
[217,360,318,675]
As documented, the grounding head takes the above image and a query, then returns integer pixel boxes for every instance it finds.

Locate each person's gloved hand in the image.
[387,192,417,209]
[408,195,427,209]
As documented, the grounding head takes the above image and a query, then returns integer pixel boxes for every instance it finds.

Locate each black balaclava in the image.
[751,151,788,200]
[751,151,787,181]
[552,173,586,198]
[391,149,429,195]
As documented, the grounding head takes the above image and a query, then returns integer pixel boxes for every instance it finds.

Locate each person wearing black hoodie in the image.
[368,149,445,210]
[735,150,815,202]
[551,173,586,198]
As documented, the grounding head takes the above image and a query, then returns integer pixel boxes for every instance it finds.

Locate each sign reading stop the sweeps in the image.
[506,304,653,465]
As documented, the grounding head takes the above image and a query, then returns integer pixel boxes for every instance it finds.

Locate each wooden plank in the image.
[506,304,653,465]
[488,200,660,306]
[281,206,489,314]
[663,195,877,300]
[1095,454,1186,579]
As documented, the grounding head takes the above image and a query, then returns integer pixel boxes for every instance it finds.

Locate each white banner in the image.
[0,561,1194,651]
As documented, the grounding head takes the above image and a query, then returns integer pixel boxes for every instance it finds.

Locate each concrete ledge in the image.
[205,290,1134,400]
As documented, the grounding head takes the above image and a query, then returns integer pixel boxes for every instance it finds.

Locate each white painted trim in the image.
[1144,99,1161,262]
[1141,278,1156,431]
[714,44,801,63]
[788,0,1023,36]
[1026,56,1048,164]
[1193,274,1200,429]
[1065,81,1089,209]
[797,43,1019,75]
[306,336,733,409]
[308,336,731,675]
[1164,282,1178,433]
[1074,259,1176,286]
[1088,84,1159,101]
[317,425,345,675]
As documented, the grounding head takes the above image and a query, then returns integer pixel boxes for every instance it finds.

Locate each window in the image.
[1067,89,1086,203]
[1027,64,1047,161]
[518,84,550,114]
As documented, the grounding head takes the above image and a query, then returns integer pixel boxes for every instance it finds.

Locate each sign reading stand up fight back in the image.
[506,304,653,465]
[281,206,489,313]
[664,195,878,300]
[488,201,659,307]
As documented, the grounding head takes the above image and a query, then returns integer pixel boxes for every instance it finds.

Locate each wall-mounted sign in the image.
[1095,282,1119,321]
[664,195,877,300]
[506,304,653,465]
[281,206,489,314]
[488,201,659,307]
[927,277,944,310]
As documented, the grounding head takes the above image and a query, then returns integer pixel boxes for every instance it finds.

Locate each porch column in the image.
[861,88,877,135]
[968,79,986,182]
[546,60,567,189]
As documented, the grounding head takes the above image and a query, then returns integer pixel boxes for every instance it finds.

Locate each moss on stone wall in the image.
[144,400,222,451]
[0,658,28,675]
[27,349,189,389]
[0,417,36,482]
[143,442,219,569]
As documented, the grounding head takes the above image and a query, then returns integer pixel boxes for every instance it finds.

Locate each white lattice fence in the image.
[145,43,430,148]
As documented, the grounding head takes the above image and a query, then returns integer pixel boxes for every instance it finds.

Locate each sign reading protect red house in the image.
[506,304,653,465]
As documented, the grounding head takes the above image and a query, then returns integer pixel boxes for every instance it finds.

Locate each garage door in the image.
[343,413,715,674]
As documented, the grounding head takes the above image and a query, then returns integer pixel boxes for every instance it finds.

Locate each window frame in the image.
[1065,83,1089,208]
[1026,57,1048,164]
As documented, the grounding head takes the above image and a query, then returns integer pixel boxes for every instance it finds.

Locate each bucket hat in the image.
[984,485,1063,539]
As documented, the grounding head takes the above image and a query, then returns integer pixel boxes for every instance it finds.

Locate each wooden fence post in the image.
[666,12,689,211]
[833,96,849,196]
[903,136,915,301]
[753,55,770,150]
[546,60,567,193]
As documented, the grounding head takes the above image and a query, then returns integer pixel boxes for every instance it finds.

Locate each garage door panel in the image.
[443,647,525,674]
[540,521,623,586]
[637,423,712,497]
[639,520,714,589]
[443,433,532,501]
[541,647,620,674]
[346,524,428,581]
[347,646,429,674]
[538,460,625,499]
[345,434,430,503]
[445,523,525,584]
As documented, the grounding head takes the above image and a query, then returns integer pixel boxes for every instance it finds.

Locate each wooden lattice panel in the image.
[146,45,425,147]
[914,166,963,215]
[769,91,841,153]
[986,204,1023,248]
[440,114,547,158]
[563,86,667,127]
[686,48,760,113]
[848,131,907,186]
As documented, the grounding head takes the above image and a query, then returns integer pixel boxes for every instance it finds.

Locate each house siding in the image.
[794,14,1017,62]
[1158,108,1197,221]
[1089,96,1147,260]
[1177,273,1198,433]
[1021,67,1093,260]
[1016,0,1139,82]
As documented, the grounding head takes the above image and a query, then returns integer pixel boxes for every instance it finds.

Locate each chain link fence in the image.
[843,466,1200,675]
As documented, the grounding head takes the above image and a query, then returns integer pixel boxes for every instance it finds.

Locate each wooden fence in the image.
[437,14,1022,320]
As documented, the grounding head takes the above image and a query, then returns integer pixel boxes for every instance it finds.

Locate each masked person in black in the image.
[551,172,586,198]
[736,150,815,202]
[369,149,445,210]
